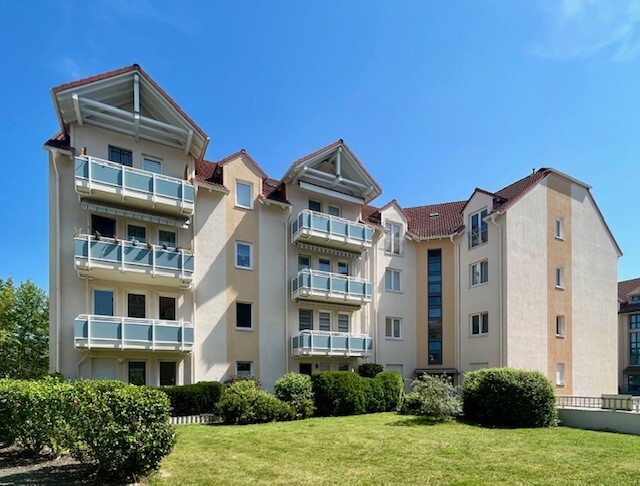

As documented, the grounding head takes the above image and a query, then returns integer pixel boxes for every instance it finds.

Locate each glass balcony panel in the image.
[291,269,372,305]
[332,335,348,349]
[290,209,372,251]
[291,330,373,357]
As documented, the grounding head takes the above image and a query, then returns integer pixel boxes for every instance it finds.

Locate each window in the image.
[385,317,401,339]
[159,296,176,321]
[337,262,349,276]
[469,209,488,248]
[299,363,312,375]
[236,361,252,377]
[319,312,331,331]
[555,363,565,386]
[556,315,565,337]
[328,205,340,217]
[628,375,640,394]
[91,358,116,380]
[108,146,132,166]
[338,363,350,371]
[299,309,312,331]
[159,362,177,386]
[159,230,176,248]
[385,269,401,292]
[630,315,640,366]
[318,258,331,273]
[470,312,489,336]
[428,249,443,364]
[631,295,640,304]
[127,293,146,318]
[385,222,402,255]
[128,361,146,386]
[236,242,253,269]
[91,214,116,238]
[143,158,162,174]
[128,224,147,243]
[236,181,253,209]
[308,200,322,212]
[338,314,349,333]
[555,267,564,289]
[470,260,489,286]
[631,314,640,330]
[554,219,564,240]
[298,255,311,271]
[236,302,252,329]
[94,290,114,316]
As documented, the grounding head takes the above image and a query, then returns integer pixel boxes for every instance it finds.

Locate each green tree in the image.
[0,278,49,378]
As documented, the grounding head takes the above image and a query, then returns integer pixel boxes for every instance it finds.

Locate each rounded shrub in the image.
[357,363,384,378]
[462,368,557,427]
[399,374,461,421]
[160,381,223,416]
[311,371,366,416]
[363,377,385,413]
[218,380,295,425]
[274,373,314,419]
[375,371,405,411]
[223,375,262,388]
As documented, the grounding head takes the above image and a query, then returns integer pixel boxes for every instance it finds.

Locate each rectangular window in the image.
[128,361,146,386]
[385,223,402,254]
[236,302,252,329]
[159,230,176,248]
[108,146,133,166]
[236,181,253,209]
[470,260,489,286]
[236,242,253,269]
[556,363,565,386]
[338,314,349,333]
[631,296,640,303]
[299,309,313,331]
[631,331,640,365]
[428,249,443,365]
[308,200,322,212]
[338,363,349,372]
[298,255,311,271]
[236,361,252,377]
[128,224,147,243]
[470,312,489,336]
[299,363,312,375]
[385,269,401,292]
[469,209,488,248]
[159,362,177,386]
[143,158,162,174]
[628,375,640,394]
[337,262,349,276]
[385,317,401,339]
[94,290,114,316]
[127,293,146,319]
[159,296,176,321]
[318,258,331,273]
[91,214,116,238]
[554,219,564,240]
[328,205,340,217]
[555,267,564,288]
[319,312,331,331]
[556,315,565,337]
[631,314,640,330]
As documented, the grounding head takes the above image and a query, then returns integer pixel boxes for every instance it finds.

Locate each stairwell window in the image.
[556,315,565,337]
[385,269,401,292]
[469,209,488,248]
[470,312,489,336]
[556,363,565,386]
[554,218,564,240]
[236,361,252,377]
[236,302,252,329]
[385,222,402,255]
[555,267,565,289]
[236,181,253,209]
[235,242,253,270]
[470,260,489,286]
[385,317,402,339]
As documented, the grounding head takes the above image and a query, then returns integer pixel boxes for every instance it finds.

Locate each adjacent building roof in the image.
[43,131,73,151]
[194,160,226,191]
[619,278,640,303]
[404,201,467,239]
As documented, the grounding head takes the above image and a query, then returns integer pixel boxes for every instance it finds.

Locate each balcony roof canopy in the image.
[52,65,209,160]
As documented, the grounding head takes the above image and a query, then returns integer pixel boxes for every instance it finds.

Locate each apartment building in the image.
[46,64,621,395]
[618,278,640,393]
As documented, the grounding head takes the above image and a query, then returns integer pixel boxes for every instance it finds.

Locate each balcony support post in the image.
[121,316,125,350]
[87,314,92,349]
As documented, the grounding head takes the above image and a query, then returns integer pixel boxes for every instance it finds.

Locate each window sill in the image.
[468,241,489,251]
[385,337,403,341]
[555,334,565,339]
[235,204,253,211]
[385,289,403,294]
[555,285,565,290]
[235,327,254,332]
[235,265,254,271]
[556,383,565,388]
[469,333,489,338]
[554,236,564,241]
[469,281,489,289]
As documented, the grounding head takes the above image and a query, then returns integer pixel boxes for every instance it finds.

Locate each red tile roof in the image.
[262,178,289,204]
[405,201,467,239]
[193,160,226,190]
[619,278,640,302]
[43,131,73,151]
[361,204,382,226]
[493,168,551,212]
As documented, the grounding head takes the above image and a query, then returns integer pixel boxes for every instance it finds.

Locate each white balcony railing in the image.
[74,314,194,351]
[291,330,373,358]
[291,209,373,252]
[291,269,372,305]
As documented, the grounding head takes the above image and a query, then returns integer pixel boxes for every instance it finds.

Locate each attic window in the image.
[429,212,439,217]
[631,295,640,303]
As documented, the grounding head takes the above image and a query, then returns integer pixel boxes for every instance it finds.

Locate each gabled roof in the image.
[492,169,551,213]
[214,149,268,179]
[194,160,226,191]
[376,199,409,221]
[619,278,640,302]
[43,131,73,152]
[405,201,467,239]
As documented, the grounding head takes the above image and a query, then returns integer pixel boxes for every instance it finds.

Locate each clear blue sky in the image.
[0,0,638,289]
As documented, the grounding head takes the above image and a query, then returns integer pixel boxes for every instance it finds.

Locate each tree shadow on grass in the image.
[386,416,439,427]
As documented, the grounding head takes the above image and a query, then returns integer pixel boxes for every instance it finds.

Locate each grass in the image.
[152,413,640,485]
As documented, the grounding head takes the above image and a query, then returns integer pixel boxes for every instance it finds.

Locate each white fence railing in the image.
[557,395,640,412]
[169,414,219,425]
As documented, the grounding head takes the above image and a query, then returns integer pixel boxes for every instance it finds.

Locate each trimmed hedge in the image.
[375,372,405,411]
[311,371,367,416]
[218,380,295,425]
[274,373,314,419]
[160,381,223,416]
[357,363,384,378]
[363,377,385,413]
[462,368,557,427]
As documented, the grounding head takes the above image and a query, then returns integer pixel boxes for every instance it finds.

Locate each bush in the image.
[218,380,294,425]
[311,371,367,417]
[375,372,405,411]
[462,368,557,427]
[399,374,461,421]
[363,377,385,413]
[223,375,262,388]
[160,381,223,416]
[357,363,384,378]
[274,373,314,419]
[68,380,176,480]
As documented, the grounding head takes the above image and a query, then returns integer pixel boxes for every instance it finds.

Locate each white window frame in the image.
[385,222,403,255]
[235,180,253,209]
[556,315,565,338]
[469,208,489,248]
[142,156,163,175]
[385,317,402,340]
[235,241,253,270]
[555,267,565,289]
[328,205,341,217]
[235,301,253,331]
[554,218,564,240]
[556,363,565,386]
[236,361,253,377]
[470,312,489,336]
[127,359,149,386]
[385,268,401,292]
[470,260,489,287]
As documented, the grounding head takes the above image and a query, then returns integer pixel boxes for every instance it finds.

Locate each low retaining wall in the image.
[558,408,640,435]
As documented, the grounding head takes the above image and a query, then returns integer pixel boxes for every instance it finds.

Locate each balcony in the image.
[75,156,195,216]
[74,235,194,288]
[291,210,373,252]
[74,315,194,352]
[291,330,373,358]
[291,269,372,306]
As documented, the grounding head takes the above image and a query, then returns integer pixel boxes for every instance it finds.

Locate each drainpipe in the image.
[490,213,505,367]
[52,151,62,374]
[191,185,197,385]
[284,205,292,374]
[450,233,461,377]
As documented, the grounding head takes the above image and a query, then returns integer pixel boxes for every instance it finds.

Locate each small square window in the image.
[385,269,401,292]
[236,361,252,377]
[236,181,253,209]
[236,242,253,269]
[143,158,162,174]
[236,302,252,329]
[385,317,402,339]
[470,312,489,336]
[554,219,564,240]
[556,315,565,337]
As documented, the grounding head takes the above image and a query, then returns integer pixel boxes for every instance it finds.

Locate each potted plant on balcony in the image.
[162,241,168,250]
[94,231,101,241]
[131,238,138,246]
[146,241,153,250]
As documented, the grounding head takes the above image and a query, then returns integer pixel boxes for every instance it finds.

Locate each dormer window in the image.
[469,209,488,248]
[385,222,402,255]
[631,295,640,304]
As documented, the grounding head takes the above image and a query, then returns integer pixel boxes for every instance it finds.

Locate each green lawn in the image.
[152,413,640,485]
